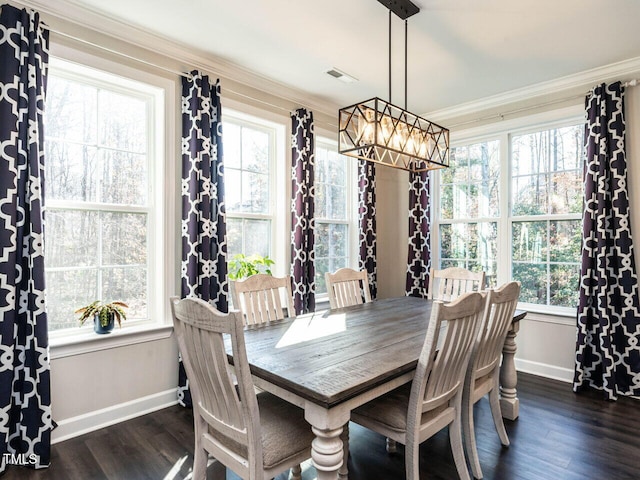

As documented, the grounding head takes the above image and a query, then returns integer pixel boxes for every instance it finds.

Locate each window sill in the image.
[49,323,174,360]
[314,297,330,311]
[517,303,577,326]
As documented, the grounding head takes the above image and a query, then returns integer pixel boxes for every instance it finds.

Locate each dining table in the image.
[230,296,526,480]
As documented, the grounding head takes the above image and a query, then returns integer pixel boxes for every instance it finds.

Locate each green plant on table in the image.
[228,253,274,280]
[75,301,129,328]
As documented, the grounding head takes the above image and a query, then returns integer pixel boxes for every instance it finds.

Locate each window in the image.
[224,113,276,260]
[314,140,355,295]
[439,140,500,286]
[44,58,164,333]
[510,126,582,308]
[435,116,583,314]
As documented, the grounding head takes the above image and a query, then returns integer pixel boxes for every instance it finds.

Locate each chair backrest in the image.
[471,281,521,380]
[408,292,484,418]
[232,274,295,327]
[428,267,485,301]
[325,268,372,309]
[170,297,262,476]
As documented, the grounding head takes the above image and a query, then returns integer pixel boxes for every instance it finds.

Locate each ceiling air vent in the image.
[326,68,358,83]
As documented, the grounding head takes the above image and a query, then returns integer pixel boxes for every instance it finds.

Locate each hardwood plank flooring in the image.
[2,373,638,480]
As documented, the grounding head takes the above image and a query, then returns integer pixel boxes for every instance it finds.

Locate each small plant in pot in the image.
[228,254,275,308]
[228,253,274,281]
[75,301,128,334]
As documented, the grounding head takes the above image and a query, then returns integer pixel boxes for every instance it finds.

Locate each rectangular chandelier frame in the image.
[339,97,450,173]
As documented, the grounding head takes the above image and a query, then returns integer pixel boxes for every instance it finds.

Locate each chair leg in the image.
[489,384,510,446]
[339,422,349,479]
[192,445,208,480]
[405,439,421,480]
[450,412,471,480]
[462,396,483,480]
[386,437,397,453]
[291,463,302,480]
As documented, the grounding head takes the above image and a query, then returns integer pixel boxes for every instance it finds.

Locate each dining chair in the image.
[462,281,521,479]
[231,274,296,327]
[170,297,313,480]
[350,292,485,480]
[325,267,372,309]
[428,267,486,301]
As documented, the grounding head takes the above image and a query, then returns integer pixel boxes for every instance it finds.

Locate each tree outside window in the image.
[314,142,353,295]
[44,66,157,331]
[225,118,274,261]
[436,122,583,312]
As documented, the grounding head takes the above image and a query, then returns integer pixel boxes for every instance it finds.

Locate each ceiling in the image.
[66,0,640,114]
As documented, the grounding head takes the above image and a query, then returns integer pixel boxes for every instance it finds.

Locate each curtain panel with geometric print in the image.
[574,81,640,400]
[178,72,228,407]
[406,170,431,298]
[0,4,52,472]
[290,108,315,314]
[358,160,377,299]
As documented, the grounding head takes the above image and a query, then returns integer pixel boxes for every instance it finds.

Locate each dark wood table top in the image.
[234,296,526,410]
[237,296,431,408]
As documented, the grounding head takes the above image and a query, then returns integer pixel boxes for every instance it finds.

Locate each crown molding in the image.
[424,55,640,123]
[12,0,640,126]
[10,0,340,118]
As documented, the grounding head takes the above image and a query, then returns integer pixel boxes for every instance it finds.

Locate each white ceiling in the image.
[66,0,640,114]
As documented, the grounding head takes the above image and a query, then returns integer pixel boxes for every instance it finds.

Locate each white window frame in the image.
[47,46,175,358]
[222,101,288,277]
[313,136,359,299]
[432,105,584,318]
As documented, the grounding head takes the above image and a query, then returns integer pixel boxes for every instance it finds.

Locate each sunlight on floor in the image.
[163,455,189,480]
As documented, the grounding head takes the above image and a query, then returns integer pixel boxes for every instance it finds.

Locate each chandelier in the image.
[338,0,449,173]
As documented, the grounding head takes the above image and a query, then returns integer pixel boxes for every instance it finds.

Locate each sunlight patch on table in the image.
[276,313,347,348]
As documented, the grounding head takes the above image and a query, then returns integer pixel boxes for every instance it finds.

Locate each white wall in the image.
[51,338,179,442]
[376,166,409,298]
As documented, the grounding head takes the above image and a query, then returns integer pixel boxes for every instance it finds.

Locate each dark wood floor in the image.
[2,373,639,480]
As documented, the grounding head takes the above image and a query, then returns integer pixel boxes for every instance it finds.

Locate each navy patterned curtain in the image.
[358,160,377,298]
[574,81,640,400]
[178,72,227,407]
[290,108,315,314]
[0,4,52,472]
[406,170,431,298]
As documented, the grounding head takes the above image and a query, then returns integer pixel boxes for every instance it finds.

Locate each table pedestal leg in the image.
[311,426,343,480]
[500,321,520,420]
[338,423,349,479]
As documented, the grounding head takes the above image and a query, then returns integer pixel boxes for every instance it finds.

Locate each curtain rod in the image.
[47,27,338,125]
[446,79,639,129]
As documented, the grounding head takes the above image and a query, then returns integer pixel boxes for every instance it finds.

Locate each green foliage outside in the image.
[228,253,274,280]
[440,126,583,309]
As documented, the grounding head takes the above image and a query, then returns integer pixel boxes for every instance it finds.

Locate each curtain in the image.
[574,81,640,400]
[179,72,227,407]
[406,170,431,298]
[290,108,315,314]
[358,160,377,298]
[0,4,52,472]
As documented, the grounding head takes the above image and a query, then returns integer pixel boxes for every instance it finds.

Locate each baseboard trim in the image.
[50,361,573,444]
[52,389,179,444]
[515,358,574,384]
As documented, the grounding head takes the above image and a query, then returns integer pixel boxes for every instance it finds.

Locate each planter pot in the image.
[94,313,115,334]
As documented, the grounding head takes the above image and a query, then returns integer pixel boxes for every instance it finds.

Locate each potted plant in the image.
[228,254,274,308]
[228,253,274,280]
[75,301,129,334]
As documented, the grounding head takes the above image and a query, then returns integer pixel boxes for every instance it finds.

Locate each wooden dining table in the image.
[231,296,525,480]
